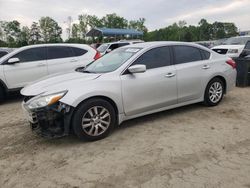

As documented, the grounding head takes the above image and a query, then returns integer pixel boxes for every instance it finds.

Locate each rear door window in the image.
[11,47,46,63]
[132,46,172,69]
[47,46,75,60]
[173,46,202,64]
[71,47,87,56]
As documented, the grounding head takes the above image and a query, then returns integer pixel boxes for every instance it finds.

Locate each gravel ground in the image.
[0,87,250,188]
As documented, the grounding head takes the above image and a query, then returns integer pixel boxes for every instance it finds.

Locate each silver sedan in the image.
[21,42,236,141]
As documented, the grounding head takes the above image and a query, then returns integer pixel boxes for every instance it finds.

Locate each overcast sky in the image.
[0,0,250,39]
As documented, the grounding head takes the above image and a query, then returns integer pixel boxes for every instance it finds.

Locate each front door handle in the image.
[165,73,176,78]
[202,65,210,69]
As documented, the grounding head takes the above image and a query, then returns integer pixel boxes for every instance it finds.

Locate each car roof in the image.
[101,41,142,45]
[0,43,94,63]
[230,35,250,38]
[20,43,90,48]
[124,41,209,50]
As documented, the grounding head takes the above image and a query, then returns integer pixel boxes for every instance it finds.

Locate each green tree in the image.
[18,26,30,46]
[129,18,147,33]
[178,20,187,41]
[101,13,128,28]
[39,17,62,43]
[87,15,103,28]
[222,22,238,38]
[0,21,5,41]
[29,22,41,44]
[78,14,88,38]
[3,20,21,47]
[198,19,212,40]
[71,23,80,38]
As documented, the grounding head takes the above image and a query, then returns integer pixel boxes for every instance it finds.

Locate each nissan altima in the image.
[21,42,236,141]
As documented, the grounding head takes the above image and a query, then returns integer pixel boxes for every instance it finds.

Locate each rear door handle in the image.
[165,73,176,78]
[37,63,46,67]
[202,65,210,69]
[70,59,78,62]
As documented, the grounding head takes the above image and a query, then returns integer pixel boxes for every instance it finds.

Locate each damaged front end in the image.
[22,94,74,138]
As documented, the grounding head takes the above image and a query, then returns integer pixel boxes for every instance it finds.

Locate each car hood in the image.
[21,71,101,96]
[212,45,244,49]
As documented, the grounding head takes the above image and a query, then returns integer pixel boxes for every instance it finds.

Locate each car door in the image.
[47,46,79,75]
[3,47,48,89]
[172,45,211,103]
[121,46,177,116]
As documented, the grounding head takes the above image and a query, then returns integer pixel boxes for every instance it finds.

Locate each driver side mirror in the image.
[128,64,146,74]
[8,57,20,64]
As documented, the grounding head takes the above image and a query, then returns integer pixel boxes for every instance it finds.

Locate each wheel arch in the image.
[210,75,227,94]
[73,95,119,121]
[0,79,7,92]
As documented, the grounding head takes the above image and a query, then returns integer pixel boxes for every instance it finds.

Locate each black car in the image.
[240,40,250,58]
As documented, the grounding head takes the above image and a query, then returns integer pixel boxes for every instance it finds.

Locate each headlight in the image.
[27,91,67,109]
[228,49,238,54]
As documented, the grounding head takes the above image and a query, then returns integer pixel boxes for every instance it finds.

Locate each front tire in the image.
[204,78,225,106]
[72,98,116,141]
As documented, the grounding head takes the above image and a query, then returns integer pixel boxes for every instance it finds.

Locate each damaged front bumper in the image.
[22,100,74,138]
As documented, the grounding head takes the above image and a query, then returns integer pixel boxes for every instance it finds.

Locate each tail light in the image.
[94,51,101,60]
[226,59,236,69]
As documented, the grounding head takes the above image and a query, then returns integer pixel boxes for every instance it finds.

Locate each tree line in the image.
[0,13,239,48]
[145,19,238,42]
[0,13,147,47]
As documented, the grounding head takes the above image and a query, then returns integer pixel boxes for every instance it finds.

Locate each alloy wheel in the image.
[209,82,223,103]
[81,106,111,136]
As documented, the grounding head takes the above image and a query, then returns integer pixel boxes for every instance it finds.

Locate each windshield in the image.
[223,37,250,45]
[97,44,110,53]
[85,47,141,73]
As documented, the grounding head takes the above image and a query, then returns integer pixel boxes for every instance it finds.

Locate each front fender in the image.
[60,80,124,114]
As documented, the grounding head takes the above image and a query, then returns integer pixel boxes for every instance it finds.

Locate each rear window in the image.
[47,46,75,60]
[71,47,87,56]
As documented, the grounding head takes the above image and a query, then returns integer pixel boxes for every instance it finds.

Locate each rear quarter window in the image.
[200,49,211,60]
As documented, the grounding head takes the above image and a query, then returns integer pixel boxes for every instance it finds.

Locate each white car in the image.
[21,42,236,141]
[97,40,144,56]
[212,36,250,58]
[0,43,100,101]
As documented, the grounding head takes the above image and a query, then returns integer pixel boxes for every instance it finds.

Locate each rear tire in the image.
[203,78,225,106]
[72,98,116,141]
[0,86,5,103]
